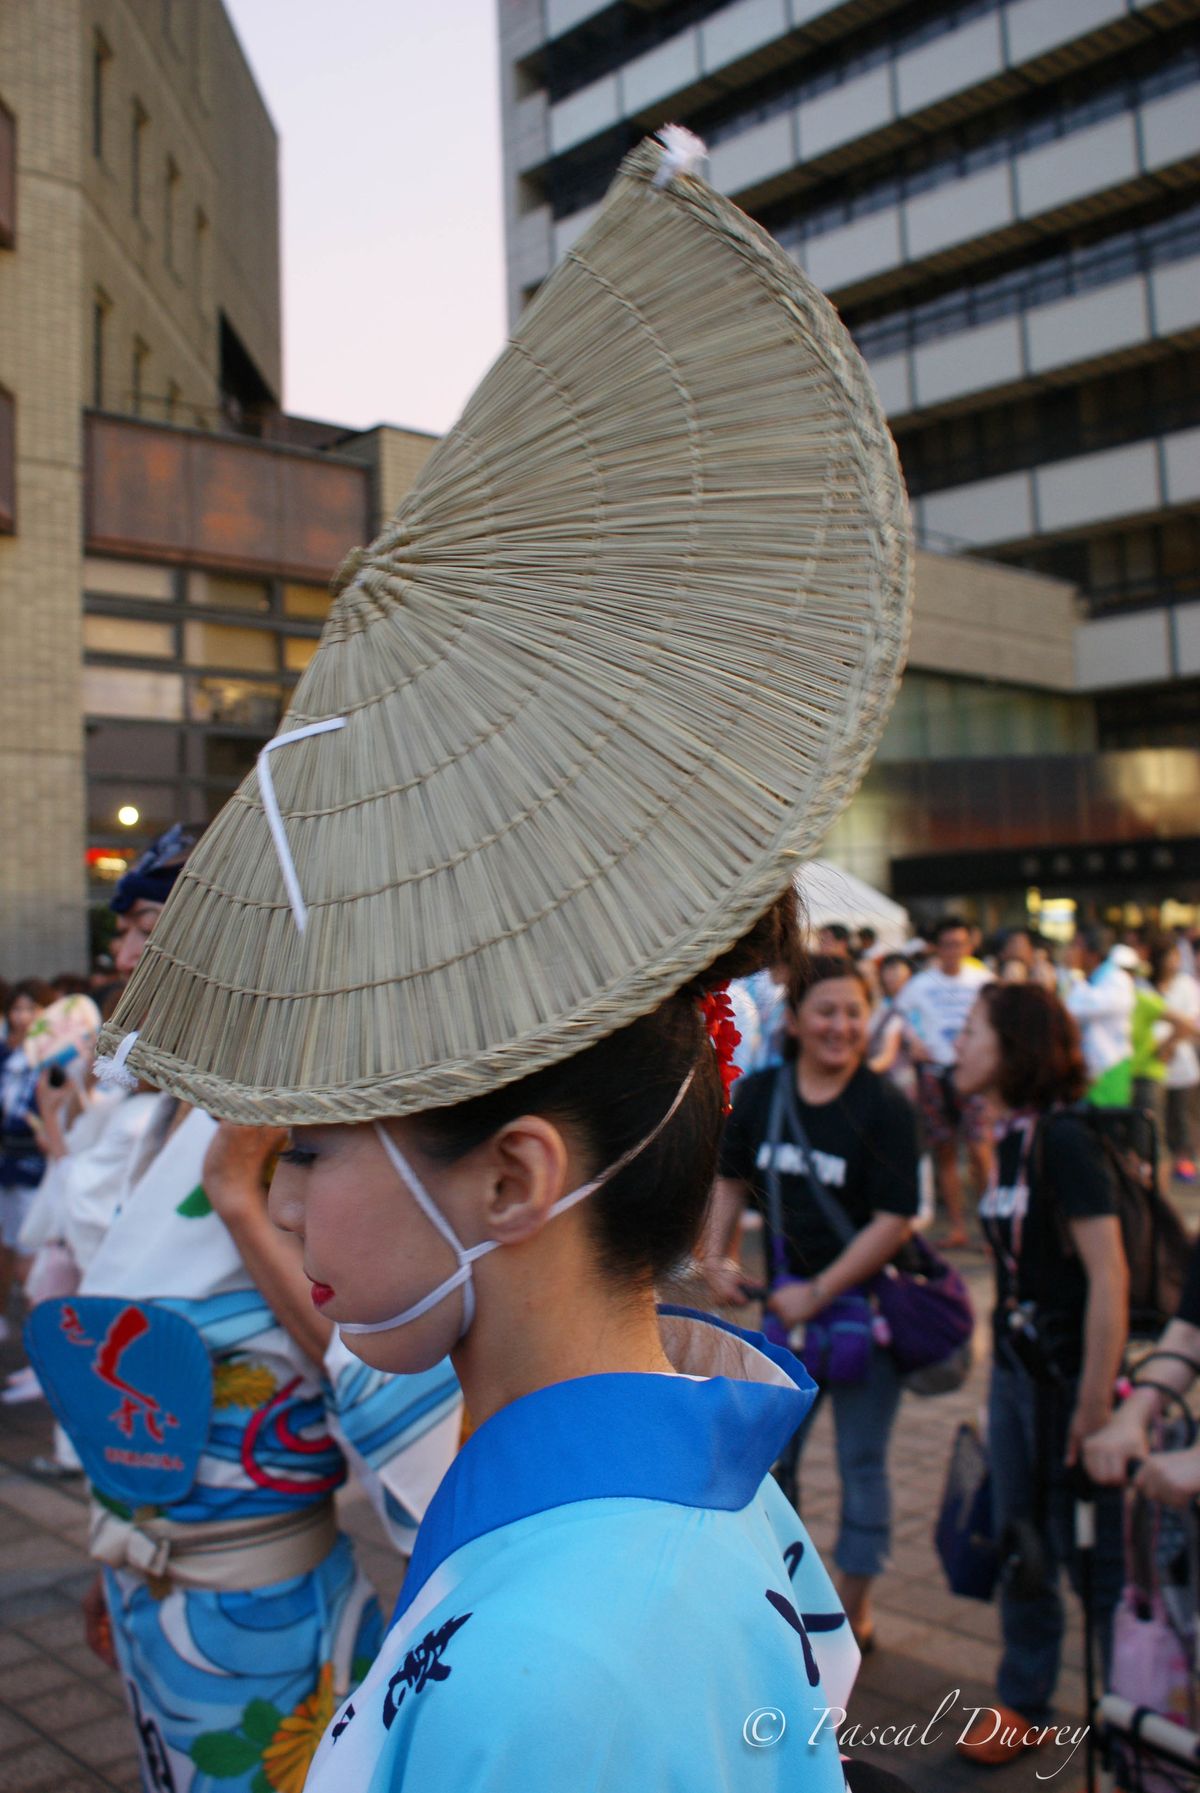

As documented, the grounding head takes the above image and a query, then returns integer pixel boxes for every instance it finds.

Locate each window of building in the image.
[281,582,329,619]
[164,157,180,269]
[0,384,14,535]
[203,735,262,782]
[83,665,184,721]
[283,636,319,673]
[131,337,149,415]
[92,32,110,160]
[89,781,181,841]
[84,557,175,600]
[189,676,286,730]
[184,620,278,672]
[0,97,15,250]
[83,614,176,659]
[193,207,209,309]
[187,571,271,612]
[166,380,182,421]
[131,102,147,218]
[86,719,182,779]
[91,291,110,408]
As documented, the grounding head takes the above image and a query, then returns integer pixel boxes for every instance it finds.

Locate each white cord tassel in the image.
[94,1030,140,1090]
[257,717,347,934]
[652,124,708,188]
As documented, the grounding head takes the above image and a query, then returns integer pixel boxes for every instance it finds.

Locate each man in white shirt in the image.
[898,915,993,1246]
[1065,928,1135,1108]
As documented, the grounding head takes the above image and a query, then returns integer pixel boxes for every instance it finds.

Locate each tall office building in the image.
[0,1,433,973]
[499,0,1200,928]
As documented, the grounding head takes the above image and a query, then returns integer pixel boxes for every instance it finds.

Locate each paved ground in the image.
[3,1186,1197,1790]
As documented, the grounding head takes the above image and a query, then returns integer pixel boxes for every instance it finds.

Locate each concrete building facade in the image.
[498,0,1200,927]
[0,2,434,975]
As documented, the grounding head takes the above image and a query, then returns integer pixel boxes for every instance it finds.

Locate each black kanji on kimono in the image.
[331,1702,355,1744]
[382,1612,474,1730]
[129,1680,176,1791]
[765,1588,847,1687]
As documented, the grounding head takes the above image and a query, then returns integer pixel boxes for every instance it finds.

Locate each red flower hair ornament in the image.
[699,983,742,1114]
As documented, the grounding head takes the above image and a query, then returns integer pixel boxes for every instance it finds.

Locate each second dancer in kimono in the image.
[29,831,461,1793]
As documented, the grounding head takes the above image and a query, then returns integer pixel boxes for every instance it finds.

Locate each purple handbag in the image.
[872,1234,974,1394]
[765,1067,974,1396]
[761,1074,874,1386]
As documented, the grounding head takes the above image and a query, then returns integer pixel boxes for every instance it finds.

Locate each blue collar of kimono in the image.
[393,1306,815,1626]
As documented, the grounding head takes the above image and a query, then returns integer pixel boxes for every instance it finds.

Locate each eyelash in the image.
[279,1145,317,1167]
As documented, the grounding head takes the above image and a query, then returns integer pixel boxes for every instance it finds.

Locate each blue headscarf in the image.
[110,823,197,915]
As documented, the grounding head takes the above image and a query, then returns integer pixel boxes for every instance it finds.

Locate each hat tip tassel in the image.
[652,124,707,189]
[94,1030,140,1091]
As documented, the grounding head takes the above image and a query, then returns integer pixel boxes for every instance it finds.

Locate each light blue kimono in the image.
[305,1307,858,1791]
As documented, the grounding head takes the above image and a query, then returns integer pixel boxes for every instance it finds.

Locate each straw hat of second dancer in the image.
[99,129,913,1125]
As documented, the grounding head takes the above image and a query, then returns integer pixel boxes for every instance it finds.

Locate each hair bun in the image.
[689,885,802,993]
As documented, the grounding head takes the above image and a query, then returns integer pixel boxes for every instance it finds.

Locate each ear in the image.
[481,1116,573,1247]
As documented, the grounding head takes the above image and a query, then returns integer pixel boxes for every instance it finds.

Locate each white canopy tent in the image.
[795,860,911,951]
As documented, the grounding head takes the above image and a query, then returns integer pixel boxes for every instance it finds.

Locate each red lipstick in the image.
[310,1283,335,1308]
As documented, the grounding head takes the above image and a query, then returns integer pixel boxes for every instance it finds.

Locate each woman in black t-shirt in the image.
[953,982,1127,1767]
[703,955,918,1650]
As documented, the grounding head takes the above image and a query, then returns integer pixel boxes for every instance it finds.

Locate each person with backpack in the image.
[952,981,1128,1767]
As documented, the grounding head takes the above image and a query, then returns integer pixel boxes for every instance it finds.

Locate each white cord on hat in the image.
[257,717,347,934]
[338,1067,697,1342]
[651,124,707,188]
[93,1029,140,1091]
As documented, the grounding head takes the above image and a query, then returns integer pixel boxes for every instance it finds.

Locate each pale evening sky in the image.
[223,0,509,438]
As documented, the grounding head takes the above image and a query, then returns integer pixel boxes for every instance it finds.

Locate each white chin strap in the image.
[338,1068,696,1343]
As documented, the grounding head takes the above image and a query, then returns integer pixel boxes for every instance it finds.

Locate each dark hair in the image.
[1076,925,1110,960]
[879,952,910,976]
[1147,935,1176,990]
[978,983,1087,1110]
[819,922,851,945]
[95,981,127,1024]
[5,978,55,1019]
[788,952,871,1010]
[413,887,802,1287]
[933,914,970,942]
[52,972,91,995]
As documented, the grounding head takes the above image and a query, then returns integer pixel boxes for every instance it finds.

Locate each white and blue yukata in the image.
[306,1306,859,1792]
[30,1098,461,1793]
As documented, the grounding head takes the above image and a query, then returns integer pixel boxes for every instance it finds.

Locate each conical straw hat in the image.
[101,134,912,1125]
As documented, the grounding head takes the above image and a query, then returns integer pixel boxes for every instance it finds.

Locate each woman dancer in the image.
[92,129,912,1788]
[29,832,462,1793]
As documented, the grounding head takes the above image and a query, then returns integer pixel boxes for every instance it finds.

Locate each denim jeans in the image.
[793,1344,903,1578]
[988,1353,1125,1722]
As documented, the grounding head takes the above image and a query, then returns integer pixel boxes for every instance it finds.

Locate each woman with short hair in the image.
[954,983,1127,1767]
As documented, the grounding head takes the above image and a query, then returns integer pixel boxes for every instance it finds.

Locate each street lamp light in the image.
[117,805,140,827]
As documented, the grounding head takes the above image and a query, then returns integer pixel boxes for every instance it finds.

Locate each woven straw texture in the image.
[101,138,913,1124]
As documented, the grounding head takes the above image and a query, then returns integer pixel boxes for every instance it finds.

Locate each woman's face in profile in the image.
[790,975,869,1075]
[953,998,1000,1101]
